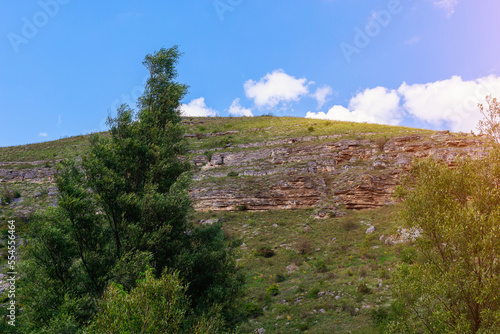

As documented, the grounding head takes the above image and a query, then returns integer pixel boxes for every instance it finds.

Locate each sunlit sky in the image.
[1,0,500,147]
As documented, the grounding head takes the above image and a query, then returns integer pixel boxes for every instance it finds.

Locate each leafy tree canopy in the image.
[19,46,242,333]
[389,148,500,333]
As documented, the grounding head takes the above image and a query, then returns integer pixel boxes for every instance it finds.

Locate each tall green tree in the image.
[389,149,500,333]
[20,46,242,332]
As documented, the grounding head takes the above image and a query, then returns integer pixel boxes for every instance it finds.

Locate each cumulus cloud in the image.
[399,75,500,132]
[306,87,401,126]
[306,75,500,132]
[312,85,334,109]
[228,98,253,117]
[180,97,217,117]
[244,69,310,109]
[39,132,48,137]
[431,0,459,16]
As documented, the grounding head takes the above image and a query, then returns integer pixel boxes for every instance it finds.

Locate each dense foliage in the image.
[18,46,242,332]
[389,149,500,333]
[86,268,225,333]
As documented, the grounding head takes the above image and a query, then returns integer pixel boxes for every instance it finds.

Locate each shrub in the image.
[342,219,358,231]
[357,283,371,294]
[307,126,314,132]
[86,269,225,333]
[311,258,328,273]
[198,125,207,132]
[236,204,248,211]
[204,150,213,162]
[253,246,275,258]
[267,284,279,296]
[358,265,369,277]
[243,303,263,318]
[1,189,20,205]
[275,273,287,283]
[227,171,239,177]
[306,286,321,299]
[295,236,313,255]
[375,137,388,151]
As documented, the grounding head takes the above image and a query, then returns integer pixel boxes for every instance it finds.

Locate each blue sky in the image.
[1,0,500,147]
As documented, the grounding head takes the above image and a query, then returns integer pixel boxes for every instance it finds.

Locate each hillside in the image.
[0,117,489,333]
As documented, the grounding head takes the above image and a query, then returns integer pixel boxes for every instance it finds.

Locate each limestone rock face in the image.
[188,132,488,211]
[0,132,489,212]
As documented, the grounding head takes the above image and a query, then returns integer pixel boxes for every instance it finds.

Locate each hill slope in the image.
[0,117,489,333]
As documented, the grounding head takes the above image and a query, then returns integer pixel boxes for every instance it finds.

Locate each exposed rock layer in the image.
[0,132,489,212]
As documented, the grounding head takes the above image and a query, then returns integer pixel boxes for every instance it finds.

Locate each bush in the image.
[306,286,321,299]
[307,126,314,132]
[311,258,328,273]
[267,284,279,296]
[253,246,275,258]
[295,236,313,255]
[358,265,369,277]
[1,189,20,205]
[204,150,213,162]
[375,137,388,151]
[357,283,371,294]
[86,269,225,333]
[243,303,263,318]
[275,273,287,283]
[227,171,239,177]
[342,219,358,231]
[236,204,248,211]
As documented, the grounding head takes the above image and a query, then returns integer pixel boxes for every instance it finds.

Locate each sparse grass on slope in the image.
[193,206,409,333]
[0,135,91,162]
[183,116,434,151]
[0,116,434,162]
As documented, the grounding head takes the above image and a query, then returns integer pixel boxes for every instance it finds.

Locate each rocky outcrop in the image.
[0,132,489,212]
[189,132,488,211]
[0,167,56,183]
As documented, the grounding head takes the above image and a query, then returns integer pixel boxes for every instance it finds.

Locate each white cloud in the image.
[244,69,310,109]
[405,36,421,46]
[228,98,253,117]
[399,75,500,132]
[312,85,334,109]
[431,0,459,16]
[180,97,217,117]
[39,132,48,137]
[306,75,500,132]
[57,114,62,127]
[306,87,401,125]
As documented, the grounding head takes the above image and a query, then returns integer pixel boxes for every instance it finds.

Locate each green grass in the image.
[193,205,408,333]
[183,116,434,152]
[0,117,434,163]
[0,135,91,162]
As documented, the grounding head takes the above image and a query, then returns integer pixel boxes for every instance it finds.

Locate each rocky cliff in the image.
[0,128,488,215]
[188,131,488,213]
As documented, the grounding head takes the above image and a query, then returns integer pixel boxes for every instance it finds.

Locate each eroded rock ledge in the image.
[189,132,488,211]
[0,132,489,212]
